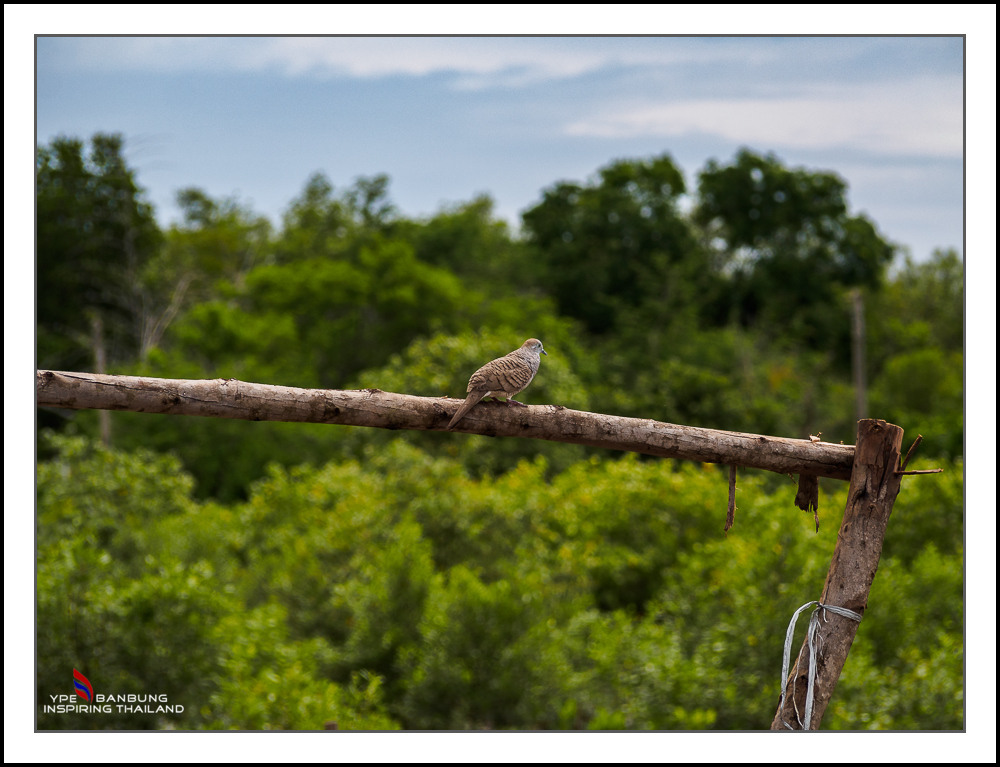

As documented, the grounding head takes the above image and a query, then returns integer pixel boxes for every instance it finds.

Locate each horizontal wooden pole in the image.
[37,370,856,481]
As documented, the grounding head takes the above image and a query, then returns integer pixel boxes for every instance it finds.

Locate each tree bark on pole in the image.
[771,419,904,730]
[36,370,856,481]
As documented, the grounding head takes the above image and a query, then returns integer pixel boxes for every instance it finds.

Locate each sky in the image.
[35,34,967,262]
[9,6,998,763]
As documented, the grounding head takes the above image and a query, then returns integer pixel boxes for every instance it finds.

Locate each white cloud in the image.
[564,76,963,158]
[49,36,765,86]
[265,37,605,80]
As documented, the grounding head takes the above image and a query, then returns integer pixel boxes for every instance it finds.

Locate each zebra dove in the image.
[446,338,547,430]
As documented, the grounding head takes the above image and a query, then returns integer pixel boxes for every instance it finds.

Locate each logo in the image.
[43,670,186,717]
[73,669,94,702]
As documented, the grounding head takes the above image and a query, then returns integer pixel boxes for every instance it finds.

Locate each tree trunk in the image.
[90,314,112,447]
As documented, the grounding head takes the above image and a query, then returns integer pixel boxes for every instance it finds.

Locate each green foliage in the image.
[36,435,402,730]
[205,604,398,730]
[590,325,854,443]
[156,237,467,389]
[248,238,468,386]
[880,458,963,563]
[869,248,963,362]
[37,547,232,730]
[512,456,724,614]
[399,566,553,729]
[143,188,274,355]
[273,172,397,263]
[400,194,535,291]
[37,432,962,730]
[827,544,963,729]
[110,410,343,503]
[865,249,964,458]
[869,348,963,458]
[36,434,229,730]
[36,140,963,730]
[37,432,195,571]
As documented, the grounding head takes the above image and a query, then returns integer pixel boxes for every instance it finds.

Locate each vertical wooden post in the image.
[851,289,867,424]
[91,313,112,447]
[771,419,904,730]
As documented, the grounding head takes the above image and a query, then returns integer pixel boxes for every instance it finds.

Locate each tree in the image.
[522,154,711,338]
[694,148,896,362]
[861,248,964,458]
[37,133,163,372]
[137,188,274,359]
[868,248,963,365]
[273,172,398,264]
[398,194,534,292]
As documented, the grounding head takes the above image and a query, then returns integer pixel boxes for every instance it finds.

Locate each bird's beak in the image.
[542,349,548,355]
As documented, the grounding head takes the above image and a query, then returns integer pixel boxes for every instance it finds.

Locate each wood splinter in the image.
[899,435,923,471]
[725,465,737,534]
[895,434,942,476]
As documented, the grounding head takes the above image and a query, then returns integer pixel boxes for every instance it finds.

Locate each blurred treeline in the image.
[36,134,963,729]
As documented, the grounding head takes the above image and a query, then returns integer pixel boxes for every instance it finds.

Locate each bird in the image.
[446,338,547,430]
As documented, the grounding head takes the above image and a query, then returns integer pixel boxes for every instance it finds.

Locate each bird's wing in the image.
[468,353,532,395]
